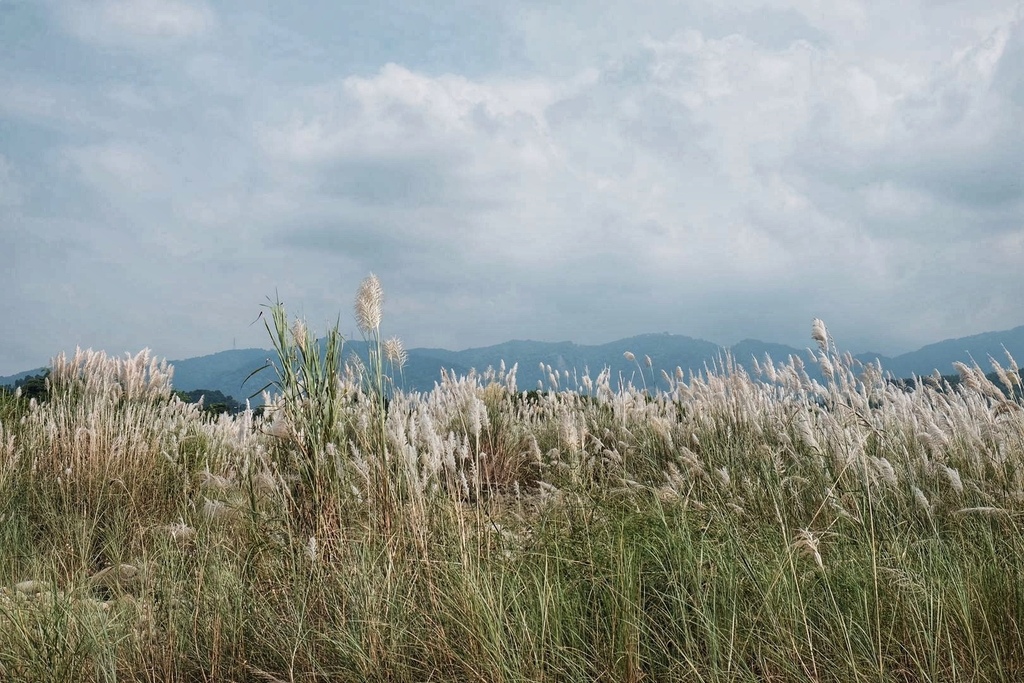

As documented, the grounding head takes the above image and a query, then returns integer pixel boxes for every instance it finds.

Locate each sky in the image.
[2,0,1024,375]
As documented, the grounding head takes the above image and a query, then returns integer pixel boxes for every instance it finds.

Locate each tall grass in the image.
[1,291,1023,681]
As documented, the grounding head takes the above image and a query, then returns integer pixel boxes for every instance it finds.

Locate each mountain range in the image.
[3,325,1023,403]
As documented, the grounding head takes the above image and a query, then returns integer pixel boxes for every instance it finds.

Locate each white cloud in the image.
[860,182,936,220]
[259,64,562,165]
[58,0,215,49]
[61,142,165,195]
[0,80,111,130]
[2,0,1024,376]
[253,63,584,269]
[240,7,1024,354]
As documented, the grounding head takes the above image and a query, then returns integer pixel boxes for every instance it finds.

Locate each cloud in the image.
[240,8,1024,354]
[57,0,215,50]
[61,142,165,195]
[0,80,113,132]
[258,64,560,165]
[253,63,577,265]
[793,17,1024,208]
[2,0,1024,376]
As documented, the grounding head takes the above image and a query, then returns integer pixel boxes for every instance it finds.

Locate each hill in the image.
[4,325,1024,403]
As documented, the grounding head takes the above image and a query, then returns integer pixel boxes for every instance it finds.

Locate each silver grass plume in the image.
[292,318,308,352]
[384,336,407,369]
[713,466,730,488]
[355,273,383,333]
[792,528,824,569]
[953,361,981,393]
[912,486,931,514]
[943,465,964,495]
[305,536,318,563]
[874,457,898,487]
[989,356,1019,393]
[819,354,834,380]
[811,318,829,352]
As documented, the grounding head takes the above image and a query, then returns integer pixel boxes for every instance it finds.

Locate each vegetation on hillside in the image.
[1,279,1023,681]
[0,371,50,402]
[1,371,248,418]
[171,389,248,416]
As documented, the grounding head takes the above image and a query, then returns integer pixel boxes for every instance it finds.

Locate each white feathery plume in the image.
[943,466,964,495]
[306,536,319,563]
[912,486,931,514]
[811,318,829,352]
[292,318,308,352]
[384,336,407,369]
[874,457,898,487]
[355,273,383,333]
[792,528,824,569]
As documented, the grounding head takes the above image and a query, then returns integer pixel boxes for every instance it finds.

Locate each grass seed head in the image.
[292,318,308,351]
[355,273,383,333]
[384,336,407,369]
[792,529,824,569]
[811,318,829,352]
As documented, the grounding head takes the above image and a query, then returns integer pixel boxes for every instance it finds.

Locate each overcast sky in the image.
[2,0,1023,375]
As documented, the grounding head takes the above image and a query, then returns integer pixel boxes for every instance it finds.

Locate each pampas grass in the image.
[1,281,1024,680]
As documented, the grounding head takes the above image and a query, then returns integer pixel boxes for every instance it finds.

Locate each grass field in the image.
[1,278,1023,682]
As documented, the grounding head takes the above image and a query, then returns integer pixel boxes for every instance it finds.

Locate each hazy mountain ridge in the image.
[3,325,1024,403]
[856,325,1024,379]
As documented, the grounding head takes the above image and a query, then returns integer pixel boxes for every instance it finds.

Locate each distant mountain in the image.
[3,325,1024,401]
[0,367,48,388]
[166,348,272,401]
[165,340,476,405]
[856,325,1024,379]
